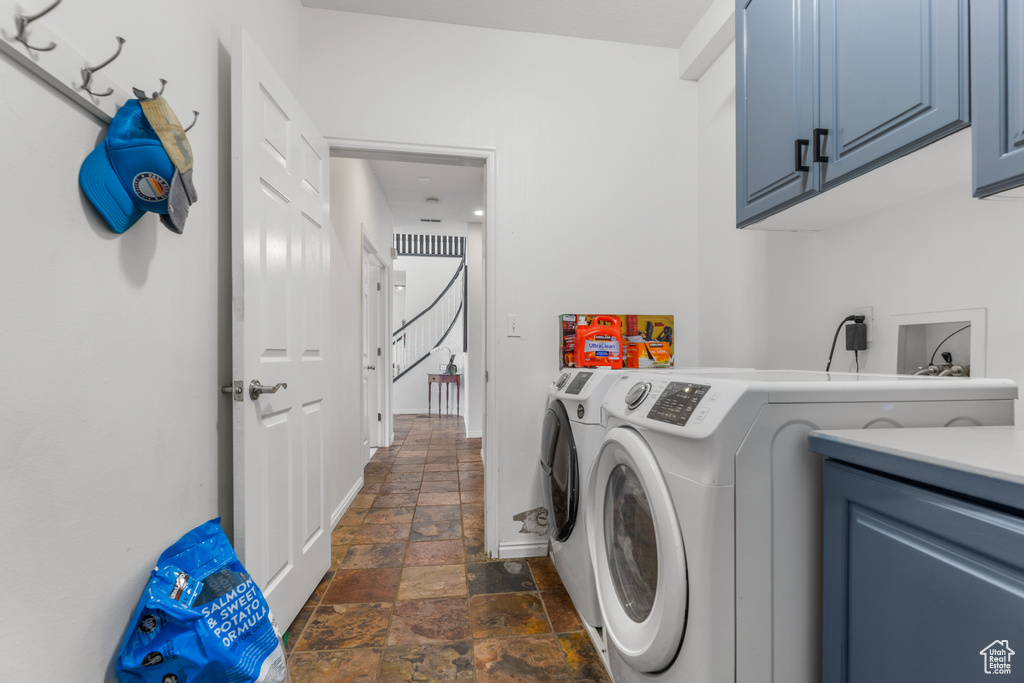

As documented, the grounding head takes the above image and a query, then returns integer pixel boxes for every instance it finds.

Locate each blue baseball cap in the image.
[80,99,176,234]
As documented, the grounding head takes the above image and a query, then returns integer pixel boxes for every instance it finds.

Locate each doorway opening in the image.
[328,139,500,559]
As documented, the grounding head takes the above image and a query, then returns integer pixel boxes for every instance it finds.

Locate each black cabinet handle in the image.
[814,128,829,162]
[795,139,810,172]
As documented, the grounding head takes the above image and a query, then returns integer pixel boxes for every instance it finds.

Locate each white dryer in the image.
[540,367,628,628]
[586,370,1016,683]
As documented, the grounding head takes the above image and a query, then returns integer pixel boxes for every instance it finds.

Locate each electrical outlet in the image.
[853,306,873,344]
[507,314,521,337]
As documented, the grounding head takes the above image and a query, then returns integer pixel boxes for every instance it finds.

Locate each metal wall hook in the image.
[184,110,199,133]
[132,78,166,101]
[81,36,124,97]
[13,0,63,52]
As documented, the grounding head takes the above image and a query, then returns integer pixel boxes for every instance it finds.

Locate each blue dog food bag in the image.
[117,519,290,683]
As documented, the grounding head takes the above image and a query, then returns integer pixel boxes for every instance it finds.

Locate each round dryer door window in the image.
[589,427,688,673]
[540,400,578,542]
[605,463,658,622]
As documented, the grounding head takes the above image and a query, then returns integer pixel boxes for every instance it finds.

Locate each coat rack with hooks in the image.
[0,0,200,133]
[0,0,132,123]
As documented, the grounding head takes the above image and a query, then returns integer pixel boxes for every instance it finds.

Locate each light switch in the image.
[507,314,521,337]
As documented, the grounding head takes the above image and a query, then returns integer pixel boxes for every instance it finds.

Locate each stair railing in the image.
[392,257,465,381]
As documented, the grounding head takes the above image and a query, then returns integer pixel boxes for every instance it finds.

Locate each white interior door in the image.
[361,253,371,464]
[362,251,382,464]
[230,25,331,630]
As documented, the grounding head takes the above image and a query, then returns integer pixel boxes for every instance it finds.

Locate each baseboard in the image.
[497,539,549,559]
[331,476,364,528]
[393,408,465,416]
[466,430,483,438]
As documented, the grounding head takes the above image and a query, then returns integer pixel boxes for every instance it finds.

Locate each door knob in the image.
[249,379,287,401]
[366,365,377,371]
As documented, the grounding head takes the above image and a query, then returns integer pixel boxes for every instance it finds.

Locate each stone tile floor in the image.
[284,414,611,682]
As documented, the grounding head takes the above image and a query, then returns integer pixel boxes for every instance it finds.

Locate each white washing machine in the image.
[540,367,629,628]
[586,370,1017,683]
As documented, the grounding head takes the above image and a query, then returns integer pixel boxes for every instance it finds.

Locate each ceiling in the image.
[301,0,715,49]
[364,158,486,230]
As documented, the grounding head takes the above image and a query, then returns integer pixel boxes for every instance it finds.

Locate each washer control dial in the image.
[554,372,570,389]
[624,381,652,410]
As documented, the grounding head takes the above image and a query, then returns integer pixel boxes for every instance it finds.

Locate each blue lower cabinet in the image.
[823,461,1024,682]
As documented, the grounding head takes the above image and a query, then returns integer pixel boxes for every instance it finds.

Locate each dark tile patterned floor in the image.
[284,414,611,682]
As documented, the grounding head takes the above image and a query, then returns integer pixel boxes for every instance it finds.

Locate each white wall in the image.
[328,157,394,515]
[695,45,780,370]
[0,1,325,679]
[302,11,698,554]
[696,45,1024,423]
[393,270,408,329]
[399,255,465,315]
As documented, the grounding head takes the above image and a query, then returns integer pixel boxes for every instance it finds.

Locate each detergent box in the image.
[560,314,580,368]
[560,314,674,368]
[625,338,674,368]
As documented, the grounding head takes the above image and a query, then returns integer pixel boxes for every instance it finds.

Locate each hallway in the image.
[283,414,611,682]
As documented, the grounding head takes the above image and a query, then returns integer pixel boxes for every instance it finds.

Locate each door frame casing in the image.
[326,136,499,560]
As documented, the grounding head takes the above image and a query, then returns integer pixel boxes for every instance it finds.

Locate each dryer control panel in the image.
[565,371,594,396]
[603,372,754,440]
[648,382,711,426]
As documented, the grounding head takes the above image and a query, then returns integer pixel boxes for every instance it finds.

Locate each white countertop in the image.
[809,426,1024,509]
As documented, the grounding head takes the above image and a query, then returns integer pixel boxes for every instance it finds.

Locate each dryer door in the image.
[540,400,578,542]
[589,426,688,673]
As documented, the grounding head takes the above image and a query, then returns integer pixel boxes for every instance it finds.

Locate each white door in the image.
[362,252,382,464]
[230,25,331,630]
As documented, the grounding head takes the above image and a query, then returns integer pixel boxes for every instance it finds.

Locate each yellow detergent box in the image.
[625,339,673,368]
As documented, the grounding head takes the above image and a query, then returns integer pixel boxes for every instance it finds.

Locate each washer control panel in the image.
[647,382,711,427]
[565,371,593,396]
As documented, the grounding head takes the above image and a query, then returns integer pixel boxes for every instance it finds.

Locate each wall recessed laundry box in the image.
[810,426,1024,683]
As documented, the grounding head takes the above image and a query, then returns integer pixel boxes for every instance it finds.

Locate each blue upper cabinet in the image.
[737,0,970,228]
[971,0,1024,197]
[736,0,817,228]
[817,0,969,189]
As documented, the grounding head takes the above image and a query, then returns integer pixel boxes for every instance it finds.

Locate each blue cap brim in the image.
[79,142,145,234]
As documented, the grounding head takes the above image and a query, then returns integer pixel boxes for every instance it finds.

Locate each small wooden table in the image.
[428,374,461,416]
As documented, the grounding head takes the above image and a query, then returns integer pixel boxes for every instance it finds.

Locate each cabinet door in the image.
[972,0,1024,197]
[736,0,817,228]
[823,462,1024,683]
[817,0,969,189]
